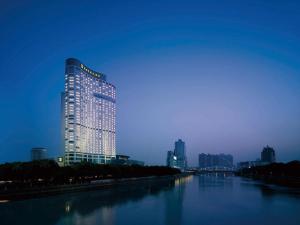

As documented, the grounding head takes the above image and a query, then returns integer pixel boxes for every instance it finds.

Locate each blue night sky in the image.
[0,0,300,166]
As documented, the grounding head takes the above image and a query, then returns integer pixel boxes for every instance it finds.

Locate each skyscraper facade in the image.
[60,92,65,155]
[174,139,187,169]
[63,58,116,165]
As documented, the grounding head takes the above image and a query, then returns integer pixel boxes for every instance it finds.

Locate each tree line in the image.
[0,160,180,190]
[236,161,300,187]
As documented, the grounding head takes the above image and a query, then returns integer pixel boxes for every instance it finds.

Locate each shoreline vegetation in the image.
[0,160,182,201]
[236,160,300,187]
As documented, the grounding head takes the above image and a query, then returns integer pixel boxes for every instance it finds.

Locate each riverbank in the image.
[0,160,185,201]
[0,173,190,201]
[236,174,300,187]
[236,161,300,188]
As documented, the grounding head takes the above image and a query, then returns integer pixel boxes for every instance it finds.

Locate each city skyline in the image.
[1,0,300,166]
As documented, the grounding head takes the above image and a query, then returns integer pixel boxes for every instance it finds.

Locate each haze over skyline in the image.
[1,0,300,166]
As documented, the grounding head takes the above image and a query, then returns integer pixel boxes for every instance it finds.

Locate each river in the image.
[1,174,300,225]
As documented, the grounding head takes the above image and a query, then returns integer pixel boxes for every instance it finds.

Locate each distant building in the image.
[237,145,277,170]
[219,154,234,167]
[261,145,276,163]
[111,154,144,166]
[198,153,233,170]
[237,160,268,169]
[31,147,47,161]
[166,151,176,168]
[174,139,187,169]
[166,139,187,171]
[198,153,209,168]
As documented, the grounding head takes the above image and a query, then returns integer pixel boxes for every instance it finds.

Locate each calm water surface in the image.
[1,175,300,225]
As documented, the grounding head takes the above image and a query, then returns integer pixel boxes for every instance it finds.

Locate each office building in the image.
[166,139,187,171]
[237,146,277,170]
[198,153,210,169]
[31,147,47,161]
[198,153,233,169]
[63,58,116,165]
[174,139,187,169]
[261,145,276,163]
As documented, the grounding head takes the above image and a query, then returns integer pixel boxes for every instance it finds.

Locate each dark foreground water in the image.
[1,174,300,225]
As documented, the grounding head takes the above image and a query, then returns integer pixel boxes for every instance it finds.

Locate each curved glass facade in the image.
[64,58,116,164]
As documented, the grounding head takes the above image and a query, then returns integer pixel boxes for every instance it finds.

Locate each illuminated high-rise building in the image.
[63,58,116,165]
[166,139,187,171]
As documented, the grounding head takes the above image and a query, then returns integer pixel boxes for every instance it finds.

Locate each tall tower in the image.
[174,139,185,158]
[261,145,276,163]
[63,58,116,165]
[166,139,187,171]
[174,139,187,169]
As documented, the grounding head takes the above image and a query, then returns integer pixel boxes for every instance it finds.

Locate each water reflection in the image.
[237,176,300,199]
[197,172,234,190]
[1,175,300,225]
[164,176,193,225]
[0,178,178,225]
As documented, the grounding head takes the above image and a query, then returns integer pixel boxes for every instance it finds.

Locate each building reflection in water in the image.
[238,178,300,199]
[56,179,179,225]
[197,172,234,190]
[0,178,177,225]
[164,176,193,225]
[59,205,114,225]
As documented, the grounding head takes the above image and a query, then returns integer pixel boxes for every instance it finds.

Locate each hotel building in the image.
[62,58,116,165]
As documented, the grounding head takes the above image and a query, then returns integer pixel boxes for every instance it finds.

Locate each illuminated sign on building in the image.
[80,64,105,79]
